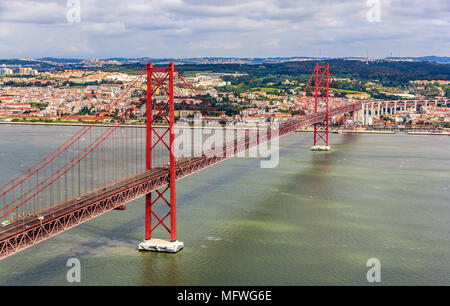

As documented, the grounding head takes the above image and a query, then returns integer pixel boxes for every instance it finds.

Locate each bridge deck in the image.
[0,157,199,242]
[0,169,160,240]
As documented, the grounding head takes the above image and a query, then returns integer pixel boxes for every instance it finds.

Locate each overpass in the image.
[360,99,449,124]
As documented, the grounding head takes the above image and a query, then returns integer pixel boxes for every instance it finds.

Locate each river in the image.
[0,124,449,285]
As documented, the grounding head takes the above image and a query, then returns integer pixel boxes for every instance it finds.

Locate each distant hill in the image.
[38,58,84,63]
[99,56,450,65]
[2,56,448,66]
[387,56,450,64]
[1,57,448,86]
[0,59,38,65]
[99,59,450,86]
[414,56,450,64]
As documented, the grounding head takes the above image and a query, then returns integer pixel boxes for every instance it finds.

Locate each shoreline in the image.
[1,121,448,136]
[296,128,449,136]
[0,121,262,130]
[407,131,450,136]
[340,130,396,135]
[296,129,395,135]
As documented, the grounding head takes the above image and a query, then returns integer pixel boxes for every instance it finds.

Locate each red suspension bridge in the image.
[0,62,361,259]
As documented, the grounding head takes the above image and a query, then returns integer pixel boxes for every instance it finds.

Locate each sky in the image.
[0,0,449,59]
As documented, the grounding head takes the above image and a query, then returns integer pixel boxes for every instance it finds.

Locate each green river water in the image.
[0,125,448,285]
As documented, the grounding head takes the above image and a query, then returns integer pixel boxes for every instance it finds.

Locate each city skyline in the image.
[0,0,449,59]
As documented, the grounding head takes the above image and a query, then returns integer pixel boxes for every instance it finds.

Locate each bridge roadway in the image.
[0,103,360,260]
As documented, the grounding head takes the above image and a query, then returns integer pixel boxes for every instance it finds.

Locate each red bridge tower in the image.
[138,62,183,253]
[311,63,331,151]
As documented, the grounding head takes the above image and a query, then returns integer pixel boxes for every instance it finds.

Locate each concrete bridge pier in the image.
[139,239,184,253]
[357,108,364,125]
[362,104,366,125]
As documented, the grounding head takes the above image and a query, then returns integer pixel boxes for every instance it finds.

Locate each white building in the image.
[0,68,13,76]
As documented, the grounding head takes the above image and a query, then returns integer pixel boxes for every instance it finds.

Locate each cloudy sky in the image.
[0,0,449,59]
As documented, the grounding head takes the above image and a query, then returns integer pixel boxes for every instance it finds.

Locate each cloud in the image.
[81,22,126,35]
[0,0,448,58]
[0,0,66,24]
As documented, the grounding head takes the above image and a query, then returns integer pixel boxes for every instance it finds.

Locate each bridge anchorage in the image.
[310,63,331,152]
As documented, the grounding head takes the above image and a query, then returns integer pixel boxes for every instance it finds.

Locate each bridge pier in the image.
[311,145,331,151]
[365,104,369,124]
[139,239,184,253]
[357,107,364,125]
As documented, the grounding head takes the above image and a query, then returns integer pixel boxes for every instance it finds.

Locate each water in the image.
[0,124,449,285]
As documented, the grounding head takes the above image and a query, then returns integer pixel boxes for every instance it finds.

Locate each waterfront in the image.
[0,124,449,285]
